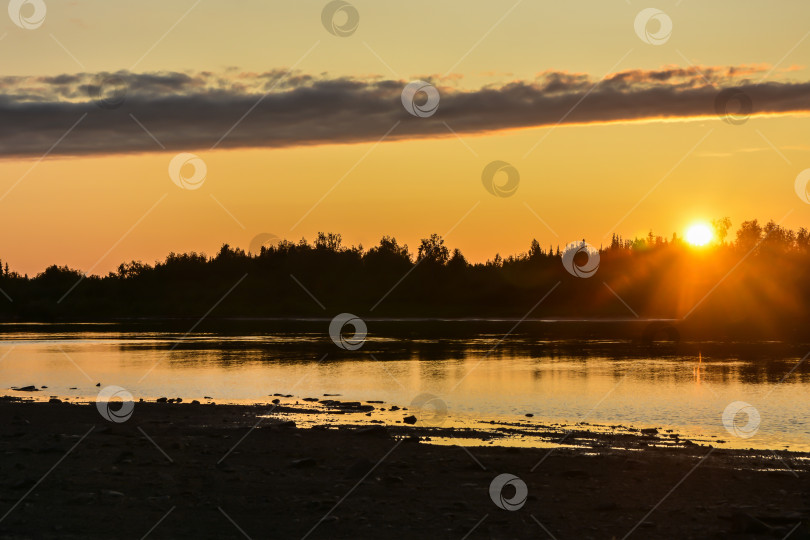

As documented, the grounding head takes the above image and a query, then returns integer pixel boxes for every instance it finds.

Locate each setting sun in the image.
[686,223,714,246]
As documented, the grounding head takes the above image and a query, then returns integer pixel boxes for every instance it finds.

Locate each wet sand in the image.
[0,398,808,539]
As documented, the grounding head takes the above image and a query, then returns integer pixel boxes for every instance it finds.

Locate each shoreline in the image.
[2,318,810,344]
[7,386,810,460]
[1,399,807,539]
[8,389,807,455]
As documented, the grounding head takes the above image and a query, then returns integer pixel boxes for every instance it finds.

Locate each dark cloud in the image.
[0,66,808,157]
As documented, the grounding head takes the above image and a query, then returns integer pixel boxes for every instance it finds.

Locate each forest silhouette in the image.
[1,217,809,339]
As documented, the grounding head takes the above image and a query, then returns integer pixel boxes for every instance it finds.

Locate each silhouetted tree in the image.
[712,217,732,245]
[417,234,449,265]
[797,228,810,252]
[448,248,467,271]
[364,236,411,275]
[736,220,762,251]
[529,239,543,259]
[315,232,343,252]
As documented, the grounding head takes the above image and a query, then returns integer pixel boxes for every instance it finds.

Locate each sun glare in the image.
[686,223,713,246]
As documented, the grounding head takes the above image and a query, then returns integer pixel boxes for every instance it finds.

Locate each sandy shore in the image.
[0,397,807,539]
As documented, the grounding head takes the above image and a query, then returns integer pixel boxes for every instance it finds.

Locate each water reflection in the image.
[1,327,809,451]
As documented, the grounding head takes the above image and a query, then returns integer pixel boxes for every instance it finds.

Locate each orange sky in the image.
[1,1,809,275]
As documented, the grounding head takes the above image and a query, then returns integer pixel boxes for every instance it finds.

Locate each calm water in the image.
[1,325,809,452]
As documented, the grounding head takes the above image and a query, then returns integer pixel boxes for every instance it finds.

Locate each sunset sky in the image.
[1,0,809,275]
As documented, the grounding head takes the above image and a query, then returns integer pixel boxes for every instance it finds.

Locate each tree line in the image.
[1,218,809,339]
